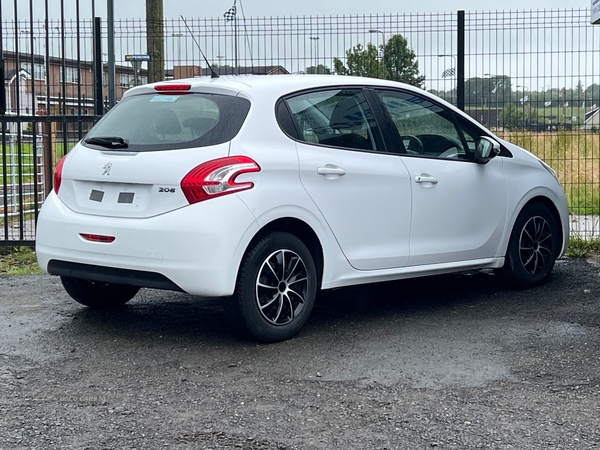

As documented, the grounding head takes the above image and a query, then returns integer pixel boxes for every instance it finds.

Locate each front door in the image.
[375,89,508,266]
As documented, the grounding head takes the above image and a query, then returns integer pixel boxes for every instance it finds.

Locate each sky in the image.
[8,0,592,21]
[7,0,596,93]
[113,0,590,20]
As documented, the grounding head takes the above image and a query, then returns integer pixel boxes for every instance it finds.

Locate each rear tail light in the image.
[181,156,261,204]
[54,154,67,194]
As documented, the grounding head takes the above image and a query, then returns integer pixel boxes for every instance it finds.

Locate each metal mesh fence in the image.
[1,6,599,243]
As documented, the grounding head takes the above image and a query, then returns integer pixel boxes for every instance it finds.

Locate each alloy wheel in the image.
[255,249,309,326]
[518,215,553,277]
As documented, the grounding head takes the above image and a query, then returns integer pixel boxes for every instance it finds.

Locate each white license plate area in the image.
[72,181,153,215]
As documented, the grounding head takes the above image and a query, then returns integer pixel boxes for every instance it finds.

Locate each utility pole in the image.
[146,0,165,83]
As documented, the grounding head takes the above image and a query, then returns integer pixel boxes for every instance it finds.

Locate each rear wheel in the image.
[61,276,140,309]
[499,203,560,288]
[225,232,317,342]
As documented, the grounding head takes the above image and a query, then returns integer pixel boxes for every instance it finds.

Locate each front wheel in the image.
[225,232,318,342]
[61,276,140,309]
[498,203,560,288]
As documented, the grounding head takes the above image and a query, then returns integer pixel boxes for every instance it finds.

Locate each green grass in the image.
[565,236,600,258]
[0,142,69,185]
[0,246,43,275]
[499,131,600,215]
[536,106,585,125]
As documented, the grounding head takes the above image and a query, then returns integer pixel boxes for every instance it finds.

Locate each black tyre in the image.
[225,232,318,342]
[61,276,140,309]
[499,203,560,288]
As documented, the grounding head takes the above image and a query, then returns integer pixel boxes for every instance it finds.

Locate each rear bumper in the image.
[47,260,183,291]
[36,192,260,297]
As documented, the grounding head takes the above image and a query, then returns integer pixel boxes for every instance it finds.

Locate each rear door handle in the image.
[415,174,438,185]
[317,165,346,177]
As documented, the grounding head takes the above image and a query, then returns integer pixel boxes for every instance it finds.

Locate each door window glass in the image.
[377,90,475,160]
[285,89,381,152]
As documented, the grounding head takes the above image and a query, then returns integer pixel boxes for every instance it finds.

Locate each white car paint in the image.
[36,74,569,301]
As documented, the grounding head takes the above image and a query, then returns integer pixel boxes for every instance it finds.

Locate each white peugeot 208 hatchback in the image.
[36,75,569,342]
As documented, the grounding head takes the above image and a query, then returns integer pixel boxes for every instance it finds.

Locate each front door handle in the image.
[415,174,438,185]
[317,165,346,177]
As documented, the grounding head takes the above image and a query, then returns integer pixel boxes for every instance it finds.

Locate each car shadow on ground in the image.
[65,268,564,346]
[312,269,510,318]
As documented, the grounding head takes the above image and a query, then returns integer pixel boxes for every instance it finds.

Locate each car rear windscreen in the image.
[83,93,251,151]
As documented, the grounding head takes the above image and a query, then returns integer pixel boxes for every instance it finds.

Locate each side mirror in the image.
[475,136,501,164]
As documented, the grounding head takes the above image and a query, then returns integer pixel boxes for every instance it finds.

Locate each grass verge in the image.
[565,236,600,258]
[0,246,43,275]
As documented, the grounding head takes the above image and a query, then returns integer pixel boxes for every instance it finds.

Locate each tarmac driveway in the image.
[0,257,599,449]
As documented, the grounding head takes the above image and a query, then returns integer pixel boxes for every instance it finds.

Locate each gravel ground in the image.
[1,257,599,449]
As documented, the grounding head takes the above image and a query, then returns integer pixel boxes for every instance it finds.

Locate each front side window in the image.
[377,90,479,160]
[83,93,250,152]
[285,89,381,152]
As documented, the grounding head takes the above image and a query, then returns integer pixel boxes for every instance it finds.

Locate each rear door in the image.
[285,88,412,270]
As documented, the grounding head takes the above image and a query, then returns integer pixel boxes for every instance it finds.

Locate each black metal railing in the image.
[1,3,599,244]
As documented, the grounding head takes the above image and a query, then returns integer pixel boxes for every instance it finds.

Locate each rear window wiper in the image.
[84,136,129,149]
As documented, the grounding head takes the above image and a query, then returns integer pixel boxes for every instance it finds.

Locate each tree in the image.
[501,103,538,130]
[585,83,600,105]
[382,34,425,87]
[306,64,331,74]
[464,75,512,107]
[333,43,381,78]
[333,34,424,87]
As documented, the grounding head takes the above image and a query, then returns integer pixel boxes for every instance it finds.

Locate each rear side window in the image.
[84,93,250,151]
[284,89,382,152]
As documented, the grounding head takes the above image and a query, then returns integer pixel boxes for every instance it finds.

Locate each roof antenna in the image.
[180,15,219,79]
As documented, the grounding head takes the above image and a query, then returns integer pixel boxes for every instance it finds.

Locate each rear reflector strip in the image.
[79,233,116,243]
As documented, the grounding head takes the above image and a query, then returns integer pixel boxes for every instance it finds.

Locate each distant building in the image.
[4,67,35,115]
[582,107,600,130]
[3,51,290,116]
[202,65,290,76]
[2,50,148,116]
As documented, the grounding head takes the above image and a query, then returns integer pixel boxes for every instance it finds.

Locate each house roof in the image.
[584,107,599,123]
[4,67,31,82]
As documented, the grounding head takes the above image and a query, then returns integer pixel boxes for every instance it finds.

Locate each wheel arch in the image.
[523,196,565,252]
[503,194,567,258]
[242,217,325,289]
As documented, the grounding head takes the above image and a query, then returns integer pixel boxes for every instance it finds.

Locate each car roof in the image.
[120,74,484,134]
[122,74,425,99]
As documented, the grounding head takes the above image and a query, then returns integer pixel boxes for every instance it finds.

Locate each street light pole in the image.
[369,29,386,78]
[484,73,500,130]
[517,85,529,129]
[309,36,319,71]
[172,33,183,67]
